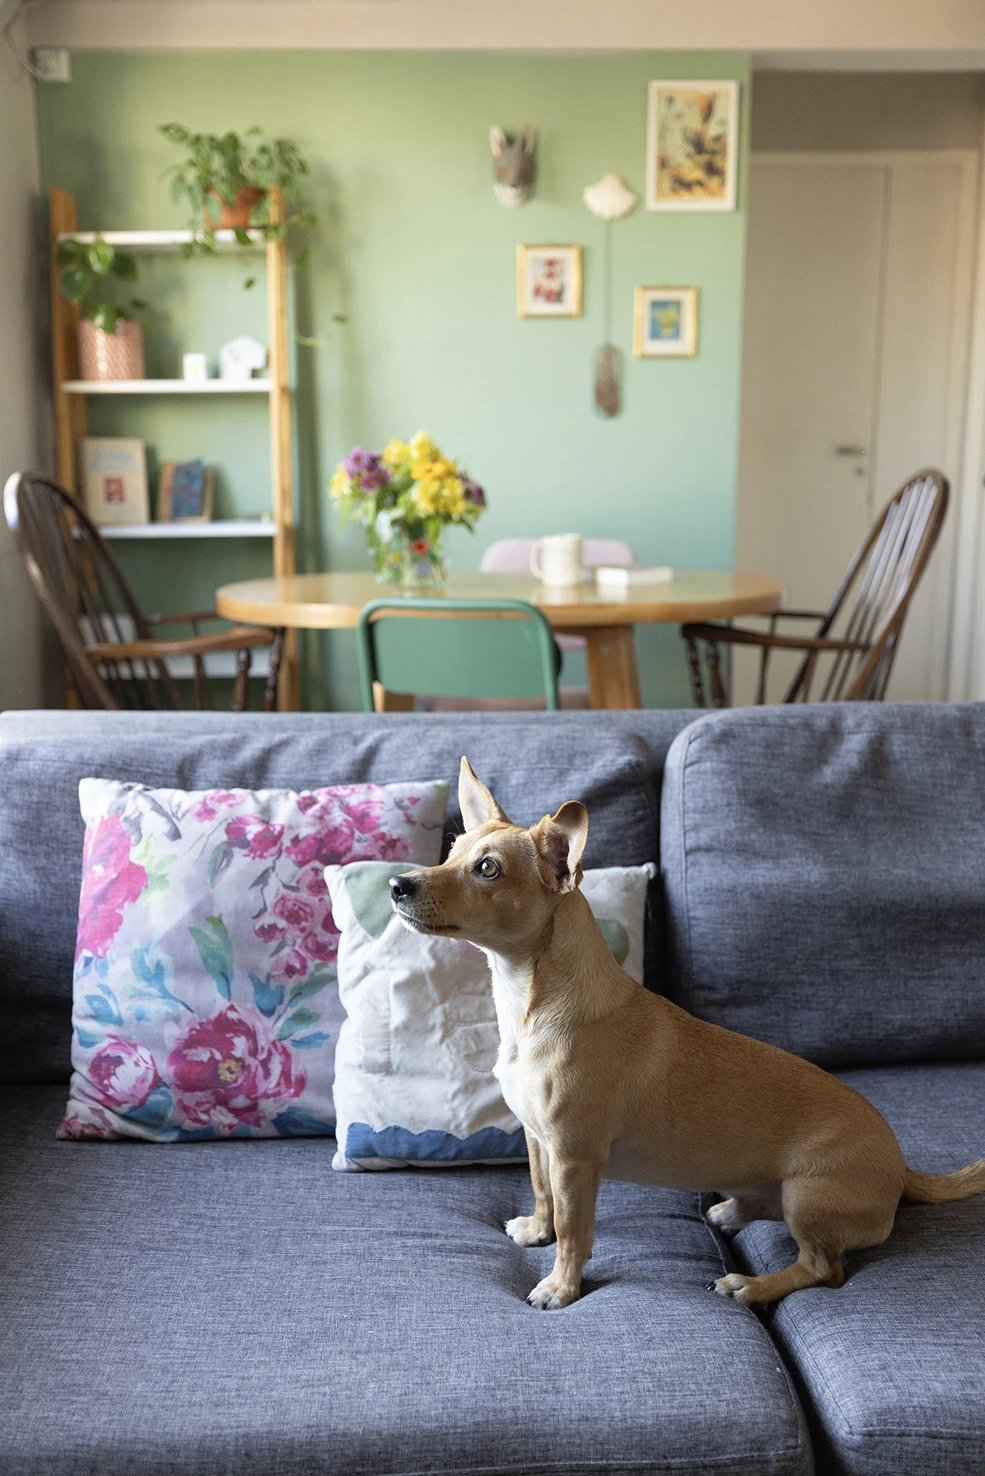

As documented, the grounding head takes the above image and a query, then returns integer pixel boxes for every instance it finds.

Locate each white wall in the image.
[20,0,985,58]
[0,48,49,709]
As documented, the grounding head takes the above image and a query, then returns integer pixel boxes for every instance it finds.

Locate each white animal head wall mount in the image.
[490,125,536,207]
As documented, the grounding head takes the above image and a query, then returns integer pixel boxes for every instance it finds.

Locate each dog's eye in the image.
[476,857,500,879]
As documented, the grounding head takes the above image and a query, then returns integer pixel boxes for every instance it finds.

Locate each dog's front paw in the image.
[505,1214,553,1247]
[527,1275,579,1310]
[704,1199,743,1236]
[713,1273,753,1305]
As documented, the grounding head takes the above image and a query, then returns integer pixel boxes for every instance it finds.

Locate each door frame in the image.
[745,149,981,701]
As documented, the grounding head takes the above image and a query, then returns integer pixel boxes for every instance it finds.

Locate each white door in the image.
[735,151,977,704]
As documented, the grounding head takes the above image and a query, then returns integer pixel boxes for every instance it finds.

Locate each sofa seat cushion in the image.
[0,1086,811,1476]
[728,1063,985,1476]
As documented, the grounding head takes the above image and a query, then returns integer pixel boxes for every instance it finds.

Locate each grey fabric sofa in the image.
[1,703,983,1476]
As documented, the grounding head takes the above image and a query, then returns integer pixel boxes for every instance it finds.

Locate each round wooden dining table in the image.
[215,569,786,710]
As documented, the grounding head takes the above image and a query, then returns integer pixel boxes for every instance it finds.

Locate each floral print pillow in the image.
[60,778,448,1142]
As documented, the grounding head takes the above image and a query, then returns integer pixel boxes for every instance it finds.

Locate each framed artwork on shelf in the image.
[157,459,215,523]
[516,244,582,318]
[78,437,149,525]
[645,80,739,211]
[633,286,699,358]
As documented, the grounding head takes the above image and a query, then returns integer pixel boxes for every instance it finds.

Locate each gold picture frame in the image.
[633,286,698,358]
[645,80,739,212]
[516,244,582,318]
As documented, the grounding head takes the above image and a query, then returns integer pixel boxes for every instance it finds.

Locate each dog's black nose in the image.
[390,874,416,902]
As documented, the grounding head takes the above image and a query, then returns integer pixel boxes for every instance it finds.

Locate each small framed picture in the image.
[646,80,739,211]
[517,244,582,318]
[157,459,214,523]
[634,287,698,358]
[78,438,149,525]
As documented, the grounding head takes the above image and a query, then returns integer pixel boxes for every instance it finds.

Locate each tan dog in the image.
[389,758,985,1310]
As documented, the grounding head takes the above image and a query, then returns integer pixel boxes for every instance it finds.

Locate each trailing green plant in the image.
[159,123,318,284]
[57,237,148,332]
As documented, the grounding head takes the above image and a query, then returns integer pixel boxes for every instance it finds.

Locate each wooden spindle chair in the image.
[683,469,949,707]
[4,471,285,712]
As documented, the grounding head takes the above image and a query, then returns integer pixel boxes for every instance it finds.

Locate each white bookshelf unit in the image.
[49,187,298,708]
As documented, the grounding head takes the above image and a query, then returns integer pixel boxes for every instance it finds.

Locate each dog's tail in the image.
[903,1157,985,1204]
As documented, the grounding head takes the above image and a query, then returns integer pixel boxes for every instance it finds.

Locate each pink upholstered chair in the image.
[480,537,637,654]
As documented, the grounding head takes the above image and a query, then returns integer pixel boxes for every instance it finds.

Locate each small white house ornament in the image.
[218,335,267,382]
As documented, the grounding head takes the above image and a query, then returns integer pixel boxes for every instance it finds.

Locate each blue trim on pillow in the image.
[346,1121,527,1163]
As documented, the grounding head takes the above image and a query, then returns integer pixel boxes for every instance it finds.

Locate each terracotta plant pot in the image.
[203,186,265,230]
[77,318,145,382]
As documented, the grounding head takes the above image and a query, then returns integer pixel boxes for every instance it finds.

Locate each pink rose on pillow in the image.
[225,815,285,860]
[75,814,148,961]
[301,922,339,964]
[87,1037,160,1109]
[272,893,315,929]
[274,948,310,983]
[189,790,245,822]
[341,793,386,832]
[285,822,355,868]
[166,1004,304,1131]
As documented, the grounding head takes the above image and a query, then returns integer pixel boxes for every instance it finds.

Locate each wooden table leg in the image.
[373,681,416,713]
[575,626,642,709]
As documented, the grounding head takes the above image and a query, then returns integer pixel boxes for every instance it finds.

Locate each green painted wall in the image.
[37,50,750,709]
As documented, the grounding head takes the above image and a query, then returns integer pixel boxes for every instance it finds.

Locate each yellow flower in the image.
[412,481,444,517]
[443,478,467,517]
[382,440,410,471]
[329,467,351,501]
[410,431,440,464]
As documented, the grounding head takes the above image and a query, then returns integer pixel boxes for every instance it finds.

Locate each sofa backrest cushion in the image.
[661,703,985,1068]
[0,709,692,1085]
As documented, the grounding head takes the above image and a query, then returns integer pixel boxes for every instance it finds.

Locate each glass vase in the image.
[374,528,446,588]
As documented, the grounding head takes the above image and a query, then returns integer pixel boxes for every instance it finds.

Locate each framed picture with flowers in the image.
[633,286,698,358]
[645,80,739,211]
[517,244,582,318]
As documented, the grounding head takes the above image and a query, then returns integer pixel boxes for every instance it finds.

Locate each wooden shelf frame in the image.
[49,186,299,709]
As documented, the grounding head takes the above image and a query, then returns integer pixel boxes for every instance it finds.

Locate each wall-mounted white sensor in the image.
[30,47,71,83]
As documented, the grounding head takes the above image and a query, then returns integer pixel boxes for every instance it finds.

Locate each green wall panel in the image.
[38,50,750,710]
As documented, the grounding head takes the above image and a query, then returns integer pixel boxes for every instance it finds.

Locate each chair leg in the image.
[233,647,252,713]
[264,628,285,713]
[705,641,729,708]
[192,653,214,711]
[684,636,706,708]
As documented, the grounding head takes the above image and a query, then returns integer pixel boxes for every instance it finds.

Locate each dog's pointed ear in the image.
[459,757,510,831]
[530,801,588,893]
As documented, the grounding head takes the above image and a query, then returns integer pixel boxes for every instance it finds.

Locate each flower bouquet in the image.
[329,431,486,587]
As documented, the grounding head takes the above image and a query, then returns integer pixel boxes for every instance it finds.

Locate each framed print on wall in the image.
[516,244,582,317]
[634,286,698,358]
[646,80,739,211]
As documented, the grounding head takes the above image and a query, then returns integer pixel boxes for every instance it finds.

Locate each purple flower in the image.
[343,448,390,492]
[463,480,486,508]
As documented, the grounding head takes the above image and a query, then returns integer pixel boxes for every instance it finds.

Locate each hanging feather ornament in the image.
[582,173,639,418]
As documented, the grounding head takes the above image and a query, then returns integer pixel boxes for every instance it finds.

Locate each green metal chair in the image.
[355,598,562,712]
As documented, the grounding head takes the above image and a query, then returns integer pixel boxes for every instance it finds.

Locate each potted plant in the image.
[159,124,317,281]
[329,432,487,587]
[57,237,148,381]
